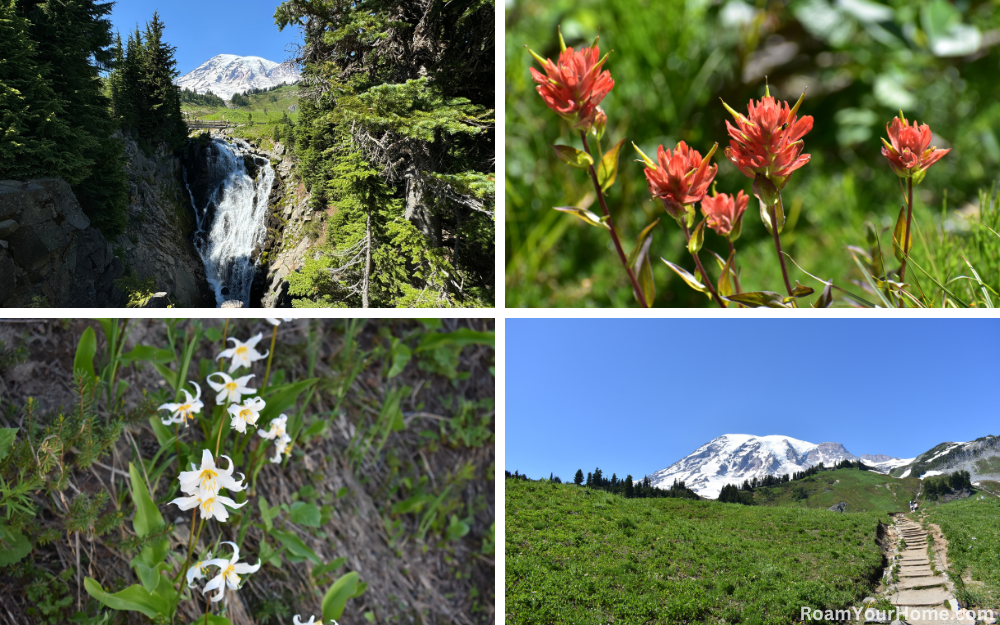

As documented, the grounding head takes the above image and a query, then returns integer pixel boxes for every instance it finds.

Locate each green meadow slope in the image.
[506,478,890,625]
[751,468,923,513]
[181,84,299,148]
[923,494,1000,611]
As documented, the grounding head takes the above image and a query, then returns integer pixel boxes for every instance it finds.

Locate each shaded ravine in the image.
[183,136,274,306]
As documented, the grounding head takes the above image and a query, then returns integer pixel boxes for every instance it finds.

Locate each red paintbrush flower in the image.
[640,141,718,220]
[881,114,950,183]
[721,89,813,190]
[701,190,749,238]
[528,36,614,134]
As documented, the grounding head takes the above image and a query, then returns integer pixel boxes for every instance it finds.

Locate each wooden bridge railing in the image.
[186,120,231,130]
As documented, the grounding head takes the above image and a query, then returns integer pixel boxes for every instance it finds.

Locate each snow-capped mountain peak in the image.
[647,434,865,498]
[175,54,300,100]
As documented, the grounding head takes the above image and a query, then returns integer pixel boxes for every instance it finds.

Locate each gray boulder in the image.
[829,502,847,513]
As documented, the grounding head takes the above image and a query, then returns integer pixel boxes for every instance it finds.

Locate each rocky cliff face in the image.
[0,179,125,307]
[117,137,213,307]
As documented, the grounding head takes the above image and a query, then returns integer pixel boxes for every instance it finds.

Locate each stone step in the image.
[891,587,952,607]
[899,568,935,577]
[897,576,948,590]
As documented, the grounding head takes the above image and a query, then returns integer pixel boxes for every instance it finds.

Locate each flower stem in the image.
[172,509,202,618]
[728,239,743,295]
[174,423,181,469]
[262,325,278,389]
[580,132,648,307]
[214,409,226,457]
[680,221,727,308]
[899,176,914,286]
[769,203,794,295]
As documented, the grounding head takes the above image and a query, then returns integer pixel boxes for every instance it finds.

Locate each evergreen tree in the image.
[625,475,634,499]
[277,0,495,308]
[586,472,593,487]
[574,469,584,486]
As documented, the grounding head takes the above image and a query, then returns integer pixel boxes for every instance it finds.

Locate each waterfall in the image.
[184,137,275,307]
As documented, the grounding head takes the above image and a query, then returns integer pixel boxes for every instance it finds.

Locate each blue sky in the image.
[506,319,1000,482]
[108,0,303,75]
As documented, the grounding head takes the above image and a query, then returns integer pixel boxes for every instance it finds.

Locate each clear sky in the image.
[107,0,303,75]
[506,319,1000,482]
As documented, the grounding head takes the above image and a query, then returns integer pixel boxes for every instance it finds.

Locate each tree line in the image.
[180,87,226,107]
[922,470,973,500]
[1,1,185,238]
[504,468,700,500]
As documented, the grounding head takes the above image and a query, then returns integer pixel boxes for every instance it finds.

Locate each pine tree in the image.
[625,475,634,499]
[574,469,584,486]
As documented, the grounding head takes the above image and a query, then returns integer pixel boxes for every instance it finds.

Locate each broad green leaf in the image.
[259,378,319,425]
[289,501,321,528]
[789,281,815,298]
[259,497,274,532]
[626,219,660,269]
[120,345,173,365]
[661,259,708,294]
[552,144,594,169]
[723,291,790,308]
[322,571,359,622]
[387,340,411,378]
[892,205,911,264]
[270,529,321,564]
[687,219,706,255]
[718,250,736,299]
[0,427,17,462]
[131,560,162,593]
[128,462,164,539]
[83,579,170,619]
[416,329,494,352]
[730,210,744,243]
[189,617,231,625]
[0,525,31,565]
[552,206,610,230]
[74,326,97,380]
[313,557,347,579]
[445,515,471,541]
[597,138,626,191]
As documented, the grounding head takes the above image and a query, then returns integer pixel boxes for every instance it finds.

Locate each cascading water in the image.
[183,137,274,306]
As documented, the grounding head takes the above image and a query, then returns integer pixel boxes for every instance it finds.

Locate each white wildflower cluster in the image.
[171,450,247,522]
[158,381,204,426]
[258,413,292,463]
[187,541,261,602]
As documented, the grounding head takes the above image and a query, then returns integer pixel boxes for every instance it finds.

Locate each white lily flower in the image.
[178,449,245,496]
[158,382,203,426]
[265,318,293,325]
[257,414,288,440]
[201,541,260,602]
[270,433,292,464]
[206,372,256,405]
[170,490,246,522]
[186,551,214,588]
[227,396,266,434]
[293,617,318,625]
[216,333,269,373]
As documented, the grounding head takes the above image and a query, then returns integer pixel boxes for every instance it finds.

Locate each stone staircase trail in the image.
[884,517,974,625]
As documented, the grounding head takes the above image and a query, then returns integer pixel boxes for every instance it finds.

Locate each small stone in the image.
[0,219,18,237]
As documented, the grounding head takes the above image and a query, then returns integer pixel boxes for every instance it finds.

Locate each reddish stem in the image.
[680,221,727,308]
[769,203,793,295]
[579,132,648,307]
[899,176,914,287]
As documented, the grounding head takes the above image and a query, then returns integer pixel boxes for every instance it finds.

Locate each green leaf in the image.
[387,340,411,378]
[626,219,659,269]
[259,378,319,426]
[289,501,321,528]
[552,206,610,230]
[322,571,359,622]
[128,462,164,539]
[313,557,347,579]
[815,283,834,308]
[661,258,708,294]
[687,219,706,255]
[753,174,784,234]
[259,497,275,532]
[0,427,17,462]
[723,291,790,308]
[597,138,626,191]
[120,345,173,366]
[445,515,470,541]
[0,524,32,565]
[416,329,494,352]
[270,529,321,564]
[83,579,170,619]
[189,617,231,625]
[131,561,162,594]
[892,205,911,264]
[552,144,594,169]
[633,236,656,307]
[717,250,736,299]
[74,326,97,380]
[789,281,815,298]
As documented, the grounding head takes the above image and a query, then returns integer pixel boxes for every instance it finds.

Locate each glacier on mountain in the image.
[175,54,300,100]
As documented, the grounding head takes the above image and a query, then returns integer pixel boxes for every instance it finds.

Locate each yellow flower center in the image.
[240,408,254,422]
[225,382,238,392]
[235,346,248,358]
[223,564,239,586]
[200,497,216,512]
[199,469,218,491]
[178,403,191,413]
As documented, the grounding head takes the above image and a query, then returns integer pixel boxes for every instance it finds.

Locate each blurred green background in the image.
[505,0,1000,307]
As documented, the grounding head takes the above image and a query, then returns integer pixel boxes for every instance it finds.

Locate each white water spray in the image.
[184,137,274,306]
